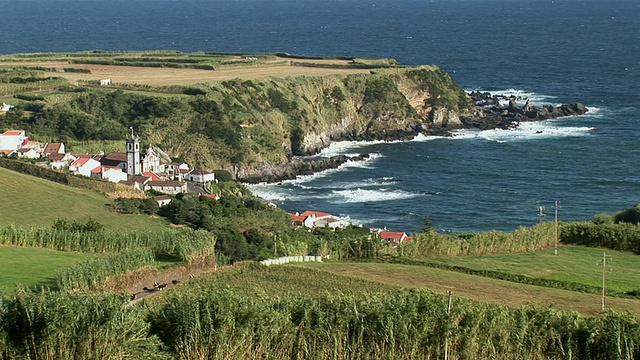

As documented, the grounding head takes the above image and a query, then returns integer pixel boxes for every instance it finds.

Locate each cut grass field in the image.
[151,261,640,316]
[2,58,373,87]
[297,262,640,316]
[0,167,167,230]
[0,245,91,289]
[421,245,640,293]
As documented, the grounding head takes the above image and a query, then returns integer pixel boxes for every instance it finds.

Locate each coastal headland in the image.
[0,51,587,183]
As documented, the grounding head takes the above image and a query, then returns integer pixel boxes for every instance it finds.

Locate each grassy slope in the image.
[150,262,640,316]
[296,262,640,316]
[422,245,640,293]
[0,167,167,230]
[0,245,91,289]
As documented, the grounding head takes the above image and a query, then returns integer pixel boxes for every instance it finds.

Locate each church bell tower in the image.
[126,127,141,175]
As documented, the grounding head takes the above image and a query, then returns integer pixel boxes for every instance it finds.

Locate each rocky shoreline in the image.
[234,92,588,184]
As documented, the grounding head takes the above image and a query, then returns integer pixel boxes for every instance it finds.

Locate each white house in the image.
[379,231,410,247]
[155,195,172,207]
[186,169,215,183]
[48,153,76,170]
[69,157,101,177]
[16,147,40,159]
[100,79,111,86]
[0,130,28,154]
[90,166,128,183]
[144,181,187,195]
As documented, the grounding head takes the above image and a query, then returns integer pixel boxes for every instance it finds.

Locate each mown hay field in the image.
[295,262,640,316]
[2,58,372,86]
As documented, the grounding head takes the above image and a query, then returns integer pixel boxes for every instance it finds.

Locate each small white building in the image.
[0,130,28,154]
[48,153,77,170]
[144,181,188,195]
[16,147,40,159]
[69,157,101,177]
[100,79,111,86]
[186,169,215,183]
[90,166,128,183]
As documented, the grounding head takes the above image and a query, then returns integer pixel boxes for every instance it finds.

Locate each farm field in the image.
[1,58,373,87]
[294,262,640,316]
[421,245,640,293]
[0,245,91,289]
[0,167,167,231]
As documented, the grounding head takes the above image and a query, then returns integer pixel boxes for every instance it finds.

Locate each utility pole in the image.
[538,206,547,247]
[597,253,612,311]
[554,201,560,255]
[443,291,453,360]
[274,234,277,258]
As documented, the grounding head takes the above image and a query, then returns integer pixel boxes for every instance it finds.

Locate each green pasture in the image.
[423,245,640,293]
[0,245,91,288]
[0,167,167,230]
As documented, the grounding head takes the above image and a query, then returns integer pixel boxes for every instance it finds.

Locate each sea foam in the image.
[331,188,423,203]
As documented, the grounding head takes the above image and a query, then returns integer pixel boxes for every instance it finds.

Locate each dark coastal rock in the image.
[462,91,588,130]
[234,153,371,184]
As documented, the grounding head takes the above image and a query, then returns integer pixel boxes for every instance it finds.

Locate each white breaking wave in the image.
[316,140,387,157]
[477,121,595,142]
[331,188,423,203]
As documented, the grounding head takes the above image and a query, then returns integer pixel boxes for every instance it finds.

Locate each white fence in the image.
[260,255,322,266]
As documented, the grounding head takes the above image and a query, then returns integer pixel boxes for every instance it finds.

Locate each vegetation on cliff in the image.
[0,52,472,170]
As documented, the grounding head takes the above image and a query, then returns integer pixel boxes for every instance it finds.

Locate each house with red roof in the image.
[69,157,101,177]
[48,153,77,170]
[199,193,219,200]
[0,130,28,155]
[16,147,40,159]
[42,142,65,156]
[290,210,346,229]
[90,166,128,183]
[142,171,163,182]
[379,231,410,247]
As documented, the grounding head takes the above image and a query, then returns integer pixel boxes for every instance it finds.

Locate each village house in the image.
[90,166,128,183]
[42,142,65,157]
[48,153,77,170]
[0,130,28,156]
[379,230,410,247]
[144,180,187,195]
[155,195,172,207]
[16,147,40,159]
[186,169,215,183]
[101,152,128,172]
[69,156,101,177]
[290,210,345,229]
[119,174,152,191]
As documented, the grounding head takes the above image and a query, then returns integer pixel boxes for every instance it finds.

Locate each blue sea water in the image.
[1,0,639,233]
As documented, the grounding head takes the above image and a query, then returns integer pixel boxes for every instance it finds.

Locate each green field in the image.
[422,245,640,293]
[0,245,91,288]
[0,167,167,230]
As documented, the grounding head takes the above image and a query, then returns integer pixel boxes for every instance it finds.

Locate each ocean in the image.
[2,0,639,233]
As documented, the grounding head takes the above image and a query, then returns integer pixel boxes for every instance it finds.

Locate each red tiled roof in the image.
[199,194,219,200]
[301,210,332,218]
[380,231,407,240]
[290,214,307,222]
[103,152,127,162]
[0,149,14,155]
[142,171,162,181]
[43,142,63,154]
[127,175,151,184]
[71,157,93,167]
[1,130,24,136]
[49,153,65,161]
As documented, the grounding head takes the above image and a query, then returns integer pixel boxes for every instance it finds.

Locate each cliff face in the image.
[139,66,472,173]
